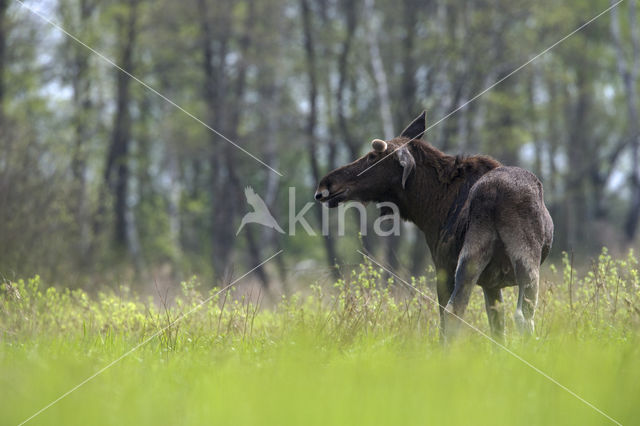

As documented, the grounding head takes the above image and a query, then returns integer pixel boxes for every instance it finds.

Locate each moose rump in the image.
[315,111,553,340]
[444,166,553,337]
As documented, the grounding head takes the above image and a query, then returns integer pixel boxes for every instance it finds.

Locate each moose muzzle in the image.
[314,188,330,201]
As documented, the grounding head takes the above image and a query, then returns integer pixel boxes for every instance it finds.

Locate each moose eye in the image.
[367,152,377,162]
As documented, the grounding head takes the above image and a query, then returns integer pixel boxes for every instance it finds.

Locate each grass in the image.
[1,248,640,425]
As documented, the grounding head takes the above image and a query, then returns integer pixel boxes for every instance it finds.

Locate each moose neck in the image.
[394,141,501,257]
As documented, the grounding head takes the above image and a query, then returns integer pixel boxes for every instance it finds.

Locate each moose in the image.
[315,111,553,340]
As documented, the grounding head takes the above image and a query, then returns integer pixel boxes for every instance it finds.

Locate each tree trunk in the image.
[258,53,286,287]
[488,6,519,165]
[336,0,358,158]
[400,0,418,124]
[67,0,96,265]
[334,0,376,255]
[611,0,640,241]
[0,0,7,121]
[528,69,543,179]
[545,76,560,223]
[229,0,271,289]
[401,0,429,276]
[198,0,235,279]
[363,0,401,268]
[166,147,182,272]
[363,0,394,141]
[199,0,271,286]
[565,66,591,250]
[104,0,138,250]
[301,0,339,277]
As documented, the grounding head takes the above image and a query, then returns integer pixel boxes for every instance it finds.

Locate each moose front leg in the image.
[435,271,454,342]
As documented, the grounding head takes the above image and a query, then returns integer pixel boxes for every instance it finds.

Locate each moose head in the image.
[314,111,426,208]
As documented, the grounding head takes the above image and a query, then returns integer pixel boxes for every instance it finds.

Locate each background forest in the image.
[1,0,640,291]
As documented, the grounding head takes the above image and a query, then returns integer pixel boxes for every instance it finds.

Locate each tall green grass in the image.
[1,249,639,425]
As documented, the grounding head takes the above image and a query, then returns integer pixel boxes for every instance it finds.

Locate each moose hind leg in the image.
[513,259,539,335]
[483,287,504,340]
[444,232,494,338]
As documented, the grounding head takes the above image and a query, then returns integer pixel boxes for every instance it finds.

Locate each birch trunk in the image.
[363,0,395,140]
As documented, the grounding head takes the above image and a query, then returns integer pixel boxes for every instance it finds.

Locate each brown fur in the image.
[315,112,554,340]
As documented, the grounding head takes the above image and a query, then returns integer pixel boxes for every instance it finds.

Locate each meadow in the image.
[1,249,639,426]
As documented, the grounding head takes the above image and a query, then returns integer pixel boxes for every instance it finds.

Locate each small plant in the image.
[2,247,640,352]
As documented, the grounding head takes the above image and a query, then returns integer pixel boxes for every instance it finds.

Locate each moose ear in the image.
[400,111,426,140]
[371,139,387,152]
[397,146,415,189]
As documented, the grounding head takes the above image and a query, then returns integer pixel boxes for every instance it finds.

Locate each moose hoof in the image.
[443,303,462,341]
[514,310,534,336]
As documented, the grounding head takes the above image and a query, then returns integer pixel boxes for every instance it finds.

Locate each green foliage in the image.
[2,250,640,424]
[2,248,640,348]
